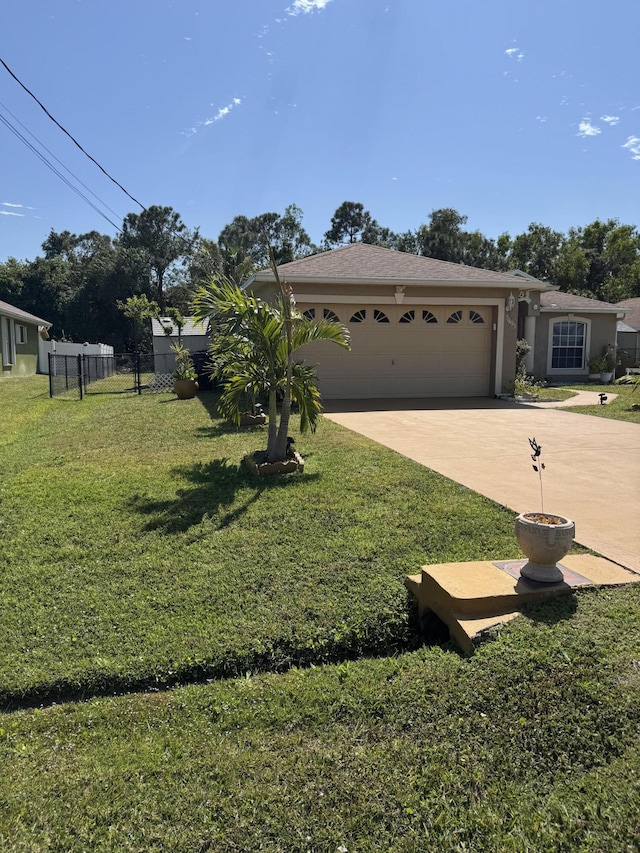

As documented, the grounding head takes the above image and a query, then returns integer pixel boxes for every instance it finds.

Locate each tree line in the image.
[1,200,638,351]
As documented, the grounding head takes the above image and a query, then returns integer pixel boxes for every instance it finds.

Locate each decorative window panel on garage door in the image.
[300,305,492,399]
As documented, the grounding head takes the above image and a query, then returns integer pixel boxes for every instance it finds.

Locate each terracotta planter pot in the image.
[173,379,199,399]
[515,512,575,583]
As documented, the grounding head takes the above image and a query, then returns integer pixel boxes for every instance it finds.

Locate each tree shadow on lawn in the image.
[130,457,319,534]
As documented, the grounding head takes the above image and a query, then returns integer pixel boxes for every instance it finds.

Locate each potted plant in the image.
[588,356,603,381]
[171,343,199,399]
[514,438,575,583]
[599,352,615,384]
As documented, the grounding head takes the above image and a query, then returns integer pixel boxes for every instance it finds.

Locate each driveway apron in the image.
[324,398,640,575]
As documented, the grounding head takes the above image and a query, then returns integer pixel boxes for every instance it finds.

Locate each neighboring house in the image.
[150,317,210,374]
[615,298,640,368]
[0,300,52,377]
[247,243,531,399]
[518,289,625,382]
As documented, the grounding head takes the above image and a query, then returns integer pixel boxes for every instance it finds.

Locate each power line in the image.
[0,56,146,211]
[0,109,122,232]
[0,99,124,223]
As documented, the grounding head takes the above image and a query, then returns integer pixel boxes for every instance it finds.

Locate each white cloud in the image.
[622,136,640,160]
[286,0,333,16]
[2,201,33,209]
[204,98,242,126]
[601,115,620,126]
[0,210,24,217]
[184,98,242,136]
[577,119,601,137]
[505,47,524,61]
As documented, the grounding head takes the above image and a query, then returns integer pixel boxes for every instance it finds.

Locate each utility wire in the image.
[0,109,122,232]
[1,56,146,211]
[0,98,124,223]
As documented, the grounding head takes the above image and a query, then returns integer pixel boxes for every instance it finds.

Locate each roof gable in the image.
[251,243,529,287]
[0,299,52,327]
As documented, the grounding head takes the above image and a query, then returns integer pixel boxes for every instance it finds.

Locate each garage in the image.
[247,243,528,399]
[300,303,493,399]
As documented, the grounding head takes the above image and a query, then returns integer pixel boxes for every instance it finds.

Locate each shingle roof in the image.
[0,299,51,327]
[539,291,622,313]
[615,298,640,330]
[151,317,209,337]
[252,243,528,286]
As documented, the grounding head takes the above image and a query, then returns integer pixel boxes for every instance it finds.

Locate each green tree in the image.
[508,223,563,281]
[192,273,350,463]
[324,201,373,246]
[217,205,314,272]
[119,206,198,311]
[117,294,160,352]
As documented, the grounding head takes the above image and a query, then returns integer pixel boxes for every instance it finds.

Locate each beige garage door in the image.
[301,304,493,399]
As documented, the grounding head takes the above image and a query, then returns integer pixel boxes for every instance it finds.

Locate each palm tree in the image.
[192,273,350,463]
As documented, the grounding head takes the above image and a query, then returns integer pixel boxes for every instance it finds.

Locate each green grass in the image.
[1,585,639,851]
[0,376,522,707]
[2,376,639,851]
[556,382,640,423]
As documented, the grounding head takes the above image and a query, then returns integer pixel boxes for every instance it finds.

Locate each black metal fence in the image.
[48,351,213,399]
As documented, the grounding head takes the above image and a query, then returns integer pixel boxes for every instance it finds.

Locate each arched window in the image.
[447,310,463,324]
[399,310,415,324]
[349,309,366,323]
[302,308,315,320]
[469,310,484,324]
[374,309,390,323]
[324,308,340,322]
[422,310,438,324]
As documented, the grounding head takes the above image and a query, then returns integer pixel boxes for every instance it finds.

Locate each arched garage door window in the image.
[550,319,588,371]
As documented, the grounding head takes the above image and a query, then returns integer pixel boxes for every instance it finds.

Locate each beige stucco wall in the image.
[531,312,618,381]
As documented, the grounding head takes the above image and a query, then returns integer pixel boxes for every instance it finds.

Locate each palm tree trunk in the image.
[266,387,278,460]
[274,381,292,462]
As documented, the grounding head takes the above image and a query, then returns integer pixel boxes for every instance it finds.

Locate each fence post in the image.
[136,352,142,395]
[48,352,54,398]
[78,354,84,400]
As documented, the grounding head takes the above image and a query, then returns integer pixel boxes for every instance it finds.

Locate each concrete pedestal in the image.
[405,554,640,654]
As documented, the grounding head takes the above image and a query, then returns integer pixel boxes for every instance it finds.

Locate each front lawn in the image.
[558,381,640,423]
[2,376,639,851]
[1,377,521,707]
[2,586,639,851]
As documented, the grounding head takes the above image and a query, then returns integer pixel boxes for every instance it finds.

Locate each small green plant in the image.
[170,343,197,381]
[528,436,545,512]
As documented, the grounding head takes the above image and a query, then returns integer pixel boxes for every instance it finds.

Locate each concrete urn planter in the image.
[515,512,575,583]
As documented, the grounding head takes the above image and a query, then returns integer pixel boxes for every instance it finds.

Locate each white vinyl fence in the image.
[38,340,114,374]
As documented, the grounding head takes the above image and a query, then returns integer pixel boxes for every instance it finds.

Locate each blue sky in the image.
[1,0,639,263]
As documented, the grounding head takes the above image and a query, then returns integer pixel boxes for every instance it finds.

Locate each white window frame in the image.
[16,323,28,345]
[1,316,16,365]
[547,316,591,375]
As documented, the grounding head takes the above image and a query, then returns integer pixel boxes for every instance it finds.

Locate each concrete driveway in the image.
[324,397,640,574]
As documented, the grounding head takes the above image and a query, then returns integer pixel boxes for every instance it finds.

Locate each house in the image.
[615,298,640,369]
[518,289,625,382]
[247,243,529,399]
[0,299,52,377]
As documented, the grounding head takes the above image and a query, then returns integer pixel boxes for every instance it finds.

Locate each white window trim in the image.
[16,323,28,345]
[547,315,591,375]
[1,316,16,365]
